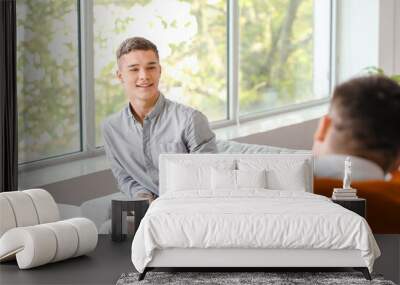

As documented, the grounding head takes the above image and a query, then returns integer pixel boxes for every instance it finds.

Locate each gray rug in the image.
[116,271,396,285]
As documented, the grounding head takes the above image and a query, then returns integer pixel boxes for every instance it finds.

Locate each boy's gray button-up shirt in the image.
[102,94,217,198]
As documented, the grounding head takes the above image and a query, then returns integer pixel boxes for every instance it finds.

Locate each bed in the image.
[131,154,380,280]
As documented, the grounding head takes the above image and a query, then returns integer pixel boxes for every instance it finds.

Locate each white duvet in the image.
[131,190,380,273]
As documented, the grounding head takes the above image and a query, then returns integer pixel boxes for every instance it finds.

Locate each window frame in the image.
[18,0,334,172]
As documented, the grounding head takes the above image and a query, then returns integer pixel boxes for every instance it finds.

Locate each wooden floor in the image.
[0,235,133,285]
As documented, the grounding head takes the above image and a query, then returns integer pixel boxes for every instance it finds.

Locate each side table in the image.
[112,198,150,242]
[332,198,366,218]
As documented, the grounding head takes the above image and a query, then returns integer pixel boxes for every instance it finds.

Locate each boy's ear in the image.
[313,115,332,142]
[116,69,123,83]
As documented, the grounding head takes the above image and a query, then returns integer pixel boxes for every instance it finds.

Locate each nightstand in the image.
[332,198,366,218]
[111,198,150,242]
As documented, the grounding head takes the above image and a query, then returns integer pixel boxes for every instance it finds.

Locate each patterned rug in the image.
[116,271,396,285]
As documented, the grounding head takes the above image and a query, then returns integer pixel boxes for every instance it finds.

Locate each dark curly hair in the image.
[330,75,400,172]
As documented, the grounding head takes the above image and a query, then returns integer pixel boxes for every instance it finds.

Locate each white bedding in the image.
[131,190,380,273]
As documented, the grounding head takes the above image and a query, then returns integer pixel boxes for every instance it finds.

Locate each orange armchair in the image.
[391,170,400,182]
[314,177,400,234]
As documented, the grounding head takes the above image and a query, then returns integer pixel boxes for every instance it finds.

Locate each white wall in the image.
[379,0,400,75]
[336,0,379,83]
[337,0,400,81]
[396,1,400,74]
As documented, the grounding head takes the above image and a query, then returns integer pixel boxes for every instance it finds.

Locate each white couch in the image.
[0,189,98,269]
[76,140,308,234]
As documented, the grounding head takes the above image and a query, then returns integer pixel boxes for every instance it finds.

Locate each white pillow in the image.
[238,159,310,191]
[266,165,307,191]
[237,169,267,188]
[211,168,236,190]
[211,169,267,191]
[166,160,235,192]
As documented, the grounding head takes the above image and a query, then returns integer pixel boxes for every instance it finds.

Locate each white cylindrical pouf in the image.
[0,226,57,269]
[24,189,60,223]
[1,192,39,227]
[42,221,79,262]
[64,218,98,257]
[0,196,17,237]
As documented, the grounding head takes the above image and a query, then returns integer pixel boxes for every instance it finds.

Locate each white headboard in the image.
[159,153,313,196]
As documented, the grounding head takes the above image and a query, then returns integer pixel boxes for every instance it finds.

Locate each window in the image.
[239,0,322,115]
[17,0,81,164]
[17,0,332,165]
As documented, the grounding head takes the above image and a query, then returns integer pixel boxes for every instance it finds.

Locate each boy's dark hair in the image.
[116,37,159,62]
[331,75,400,171]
